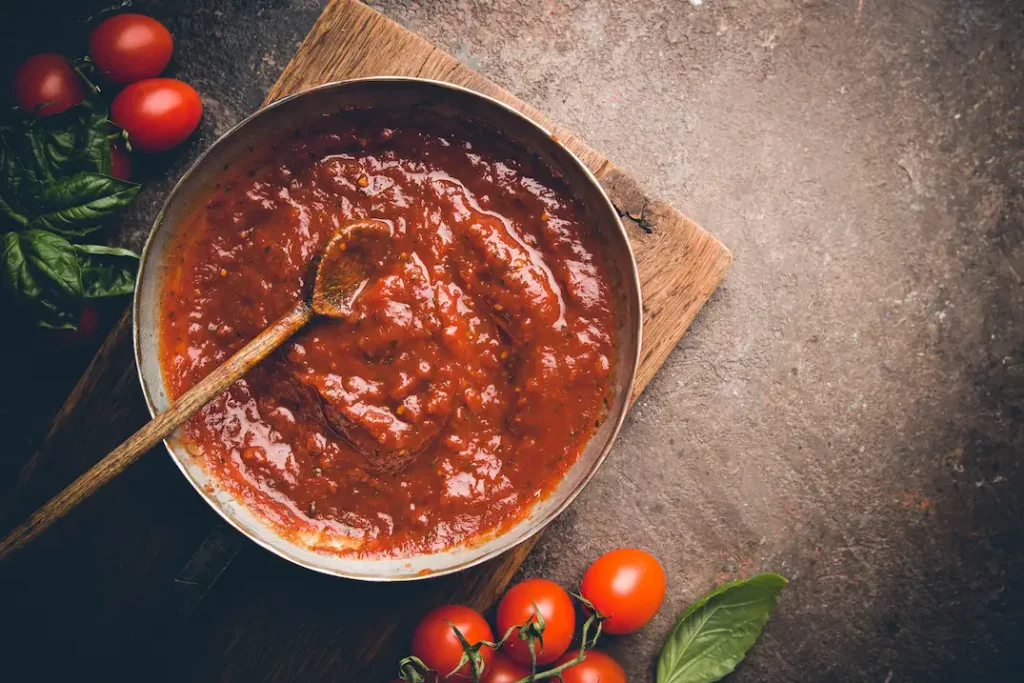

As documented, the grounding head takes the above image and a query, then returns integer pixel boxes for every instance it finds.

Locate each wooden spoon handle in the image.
[0,301,313,562]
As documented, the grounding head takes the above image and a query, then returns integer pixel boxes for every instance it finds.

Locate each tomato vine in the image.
[396,593,609,683]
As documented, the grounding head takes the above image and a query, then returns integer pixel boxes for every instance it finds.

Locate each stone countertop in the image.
[2,0,1022,680]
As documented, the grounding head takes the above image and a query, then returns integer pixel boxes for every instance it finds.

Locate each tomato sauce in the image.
[159,110,616,557]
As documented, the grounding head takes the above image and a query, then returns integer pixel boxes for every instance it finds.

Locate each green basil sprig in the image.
[30,172,138,236]
[656,574,787,683]
[33,102,113,178]
[75,243,139,298]
[0,95,141,329]
[1,230,83,328]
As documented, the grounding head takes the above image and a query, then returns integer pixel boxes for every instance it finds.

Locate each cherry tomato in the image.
[89,14,174,86]
[46,301,100,346]
[581,548,666,635]
[411,604,494,681]
[554,650,627,683]
[110,141,131,180]
[497,578,575,665]
[12,53,84,116]
[481,653,531,683]
[111,78,202,153]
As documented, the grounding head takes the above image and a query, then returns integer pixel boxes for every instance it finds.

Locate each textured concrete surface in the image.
[2,0,1023,680]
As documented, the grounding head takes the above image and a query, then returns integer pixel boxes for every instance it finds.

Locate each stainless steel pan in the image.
[133,78,642,581]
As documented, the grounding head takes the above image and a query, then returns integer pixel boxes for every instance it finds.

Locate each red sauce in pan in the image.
[159,110,616,557]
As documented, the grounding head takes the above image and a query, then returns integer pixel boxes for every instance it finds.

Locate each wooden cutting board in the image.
[0,1,730,680]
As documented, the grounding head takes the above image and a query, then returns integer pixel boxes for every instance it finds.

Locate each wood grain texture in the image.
[0,2,729,681]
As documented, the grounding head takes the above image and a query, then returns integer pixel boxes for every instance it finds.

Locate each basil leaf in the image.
[11,125,53,183]
[29,173,140,236]
[35,103,112,177]
[1,229,83,328]
[0,136,36,227]
[0,101,114,232]
[8,100,111,181]
[0,194,27,229]
[75,243,139,298]
[81,110,114,176]
[656,574,787,683]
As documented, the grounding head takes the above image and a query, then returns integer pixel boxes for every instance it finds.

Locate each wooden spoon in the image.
[0,218,393,561]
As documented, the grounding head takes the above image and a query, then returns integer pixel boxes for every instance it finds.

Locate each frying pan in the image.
[133,78,642,581]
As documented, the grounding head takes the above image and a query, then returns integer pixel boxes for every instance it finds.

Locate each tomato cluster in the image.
[13,14,202,163]
[397,548,665,683]
[10,13,202,342]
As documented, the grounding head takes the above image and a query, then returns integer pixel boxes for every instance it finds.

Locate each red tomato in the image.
[111,78,202,153]
[581,548,666,635]
[497,578,575,666]
[46,302,100,346]
[411,605,494,681]
[481,653,531,683]
[12,53,84,116]
[554,650,627,683]
[110,141,131,180]
[89,14,174,85]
